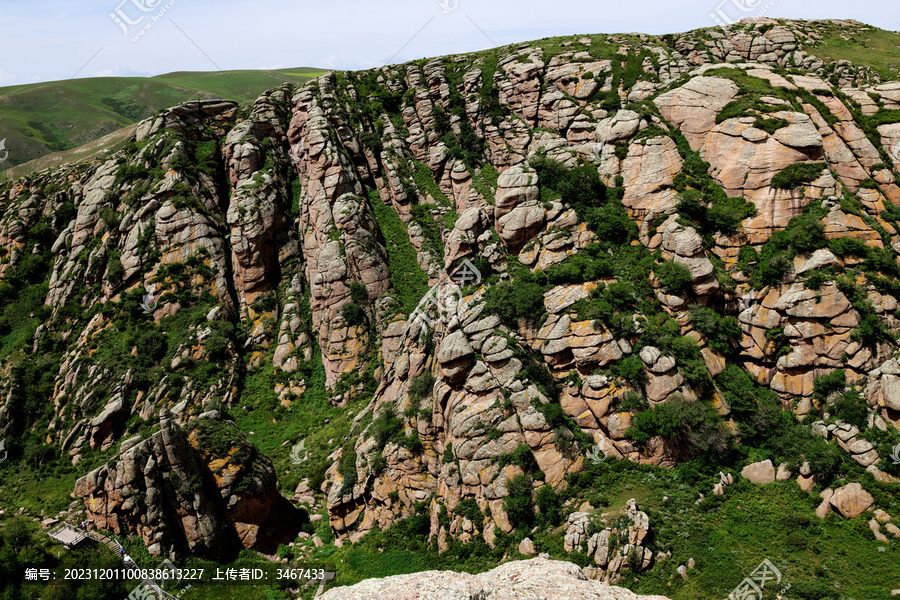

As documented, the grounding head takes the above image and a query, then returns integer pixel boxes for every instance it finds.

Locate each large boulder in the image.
[741,459,776,485]
[829,483,875,519]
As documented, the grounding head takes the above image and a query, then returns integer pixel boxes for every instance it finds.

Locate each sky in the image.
[0,0,898,85]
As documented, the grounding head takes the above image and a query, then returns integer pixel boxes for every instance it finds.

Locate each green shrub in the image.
[802,268,832,290]
[502,474,534,528]
[813,369,845,401]
[135,328,167,360]
[408,372,436,401]
[118,163,149,183]
[830,390,868,428]
[454,498,483,522]
[751,208,827,287]
[735,245,759,275]
[370,452,387,475]
[753,117,788,134]
[99,206,121,230]
[689,306,741,354]
[349,281,368,303]
[484,280,547,327]
[655,260,692,295]
[497,442,539,472]
[715,366,844,482]
[859,178,879,189]
[627,396,731,460]
[853,311,891,346]
[545,243,614,285]
[442,442,454,464]
[535,484,562,526]
[609,355,646,383]
[106,257,125,283]
[529,156,620,237]
[706,197,757,234]
[370,405,422,453]
[618,391,648,412]
[338,443,358,495]
[770,162,827,189]
[341,303,368,327]
[372,406,405,449]
[203,324,231,359]
[828,236,868,258]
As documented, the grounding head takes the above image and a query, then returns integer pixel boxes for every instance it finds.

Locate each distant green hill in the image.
[0,68,328,171]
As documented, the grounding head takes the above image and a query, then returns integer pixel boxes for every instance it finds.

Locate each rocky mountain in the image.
[1,16,900,599]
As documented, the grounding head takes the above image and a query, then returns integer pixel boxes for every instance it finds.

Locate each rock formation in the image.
[318,557,672,600]
[0,16,897,570]
[73,410,303,558]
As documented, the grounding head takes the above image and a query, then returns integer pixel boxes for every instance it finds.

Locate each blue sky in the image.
[1,0,898,85]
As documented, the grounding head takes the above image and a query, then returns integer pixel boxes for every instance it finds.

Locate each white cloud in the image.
[90,67,156,78]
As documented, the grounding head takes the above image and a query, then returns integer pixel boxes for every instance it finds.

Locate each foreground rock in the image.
[318,557,672,600]
[74,410,303,558]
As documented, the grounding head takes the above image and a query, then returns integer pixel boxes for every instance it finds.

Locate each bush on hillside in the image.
[655,260,693,295]
[770,162,827,190]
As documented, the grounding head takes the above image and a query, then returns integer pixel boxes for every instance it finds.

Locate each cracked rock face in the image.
[73,411,303,558]
[324,288,583,544]
[2,17,900,564]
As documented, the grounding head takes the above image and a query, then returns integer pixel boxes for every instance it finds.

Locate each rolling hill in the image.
[0,68,327,173]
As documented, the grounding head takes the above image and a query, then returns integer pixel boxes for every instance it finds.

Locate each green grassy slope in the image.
[0,68,328,171]
[800,21,900,82]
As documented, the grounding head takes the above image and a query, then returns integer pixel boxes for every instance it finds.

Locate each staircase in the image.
[50,524,179,600]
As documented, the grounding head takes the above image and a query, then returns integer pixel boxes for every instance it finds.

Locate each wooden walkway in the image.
[49,523,178,600]
[47,523,87,547]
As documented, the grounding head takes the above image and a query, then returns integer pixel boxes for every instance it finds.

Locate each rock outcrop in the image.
[0,17,898,567]
[73,410,303,558]
[318,557,672,600]
[565,499,654,584]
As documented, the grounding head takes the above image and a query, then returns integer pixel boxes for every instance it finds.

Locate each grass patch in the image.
[368,189,429,315]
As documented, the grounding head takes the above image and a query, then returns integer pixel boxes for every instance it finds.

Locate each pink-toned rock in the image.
[829,483,874,519]
[654,77,740,150]
[741,459,776,485]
